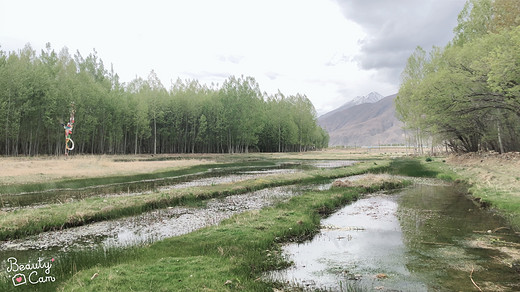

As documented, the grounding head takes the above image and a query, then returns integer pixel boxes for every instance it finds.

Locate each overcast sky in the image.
[0,0,466,115]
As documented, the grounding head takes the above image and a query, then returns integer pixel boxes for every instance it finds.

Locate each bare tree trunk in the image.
[5,89,11,156]
[497,120,505,153]
[153,115,157,155]
[430,136,434,156]
[278,125,281,152]
[134,130,137,155]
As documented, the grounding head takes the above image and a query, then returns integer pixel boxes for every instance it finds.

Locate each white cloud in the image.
[0,0,462,116]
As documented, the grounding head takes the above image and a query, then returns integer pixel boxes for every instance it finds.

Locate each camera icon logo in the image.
[12,273,27,286]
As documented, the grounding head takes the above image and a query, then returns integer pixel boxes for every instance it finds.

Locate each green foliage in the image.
[383,158,440,178]
[0,160,390,241]
[396,0,520,153]
[453,0,493,46]
[57,178,402,291]
[0,46,327,155]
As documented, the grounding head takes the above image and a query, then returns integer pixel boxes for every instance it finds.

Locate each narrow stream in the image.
[0,160,355,256]
[0,183,321,291]
[0,186,304,254]
[8,161,512,291]
[0,160,358,291]
[268,184,520,291]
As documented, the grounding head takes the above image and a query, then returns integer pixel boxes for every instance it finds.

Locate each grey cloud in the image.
[335,0,466,82]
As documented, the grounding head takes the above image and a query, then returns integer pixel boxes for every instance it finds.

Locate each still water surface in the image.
[269,184,520,291]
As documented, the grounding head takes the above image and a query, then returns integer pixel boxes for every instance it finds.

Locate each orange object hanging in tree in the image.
[64,103,75,156]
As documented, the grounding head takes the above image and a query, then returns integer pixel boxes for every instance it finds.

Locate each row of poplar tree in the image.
[0,44,329,155]
[396,0,520,153]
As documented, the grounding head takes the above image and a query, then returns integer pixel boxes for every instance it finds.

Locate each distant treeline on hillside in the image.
[0,44,328,155]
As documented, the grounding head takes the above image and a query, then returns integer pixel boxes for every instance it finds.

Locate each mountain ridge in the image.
[318,93,405,146]
[319,92,384,120]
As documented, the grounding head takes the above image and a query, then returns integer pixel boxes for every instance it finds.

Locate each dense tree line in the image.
[0,44,328,155]
[396,0,520,153]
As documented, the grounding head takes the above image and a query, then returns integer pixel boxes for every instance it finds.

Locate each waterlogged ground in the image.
[0,166,302,210]
[4,158,519,291]
[0,186,304,253]
[0,160,354,209]
[0,160,356,255]
[269,183,520,291]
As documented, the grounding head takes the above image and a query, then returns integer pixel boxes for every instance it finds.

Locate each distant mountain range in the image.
[318,92,405,147]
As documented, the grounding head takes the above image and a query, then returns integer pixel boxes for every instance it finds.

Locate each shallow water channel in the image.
[268,184,520,291]
[0,186,305,254]
[0,160,355,210]
[0,160,350,290]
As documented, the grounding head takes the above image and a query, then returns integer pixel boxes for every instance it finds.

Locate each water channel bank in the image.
[269,183,520,291]
[0,160,367,291]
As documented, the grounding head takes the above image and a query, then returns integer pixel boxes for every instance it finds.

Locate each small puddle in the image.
[268,184,520,291]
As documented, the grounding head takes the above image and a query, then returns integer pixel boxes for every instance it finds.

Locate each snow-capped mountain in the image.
[317,93,405,146]
[318,92,384,120]
[350,92,384,106]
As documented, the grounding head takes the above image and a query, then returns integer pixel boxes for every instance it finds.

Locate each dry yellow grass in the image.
[447,153,520,199]
[265,147,409,160]
[0,155,214,185]
[0,149,407,186]
[446,152,520,229]
[332,173,405,188]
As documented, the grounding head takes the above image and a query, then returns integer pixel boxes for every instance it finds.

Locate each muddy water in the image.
[269,184,520,291]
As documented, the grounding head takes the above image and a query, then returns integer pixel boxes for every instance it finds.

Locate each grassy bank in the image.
[379,157,457,181]
[387,156,520,230]
[0,155,217,186]
[0,160,390,241]
[445,154,520,230]
[57,178,407,291]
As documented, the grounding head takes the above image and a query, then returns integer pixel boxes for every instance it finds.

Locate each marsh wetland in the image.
[269,183,520,291]
[0,152,519,291]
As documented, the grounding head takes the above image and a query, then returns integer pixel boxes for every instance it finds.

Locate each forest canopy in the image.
[0,44,328,155]
[396,0,520,153]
